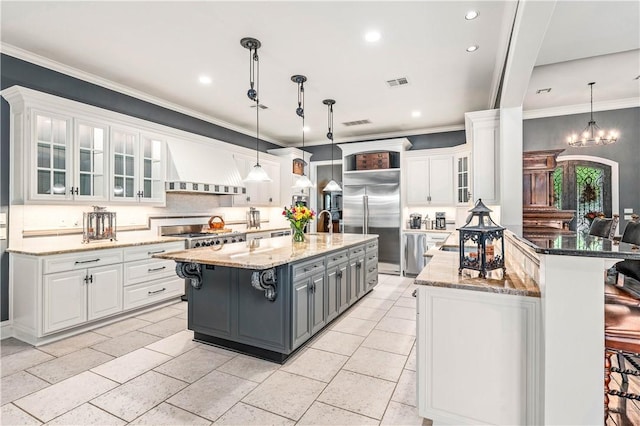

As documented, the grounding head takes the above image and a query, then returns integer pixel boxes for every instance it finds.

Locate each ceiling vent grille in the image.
[250,104,268,109]
[386,77,409,87]
[342,119,371,127]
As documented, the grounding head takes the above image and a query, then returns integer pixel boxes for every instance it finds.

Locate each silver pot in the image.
[246,207,261,229]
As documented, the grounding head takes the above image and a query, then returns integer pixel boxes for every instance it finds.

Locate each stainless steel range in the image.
[160,225,247,248]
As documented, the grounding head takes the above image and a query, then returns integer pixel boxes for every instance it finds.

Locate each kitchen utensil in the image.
[208,215,225,230]
[409,213,422,229]
[246,207,261,229]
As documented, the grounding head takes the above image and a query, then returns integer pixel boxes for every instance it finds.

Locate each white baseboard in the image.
[1,320,14,340]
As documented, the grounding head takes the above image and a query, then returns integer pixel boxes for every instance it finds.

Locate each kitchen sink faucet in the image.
[317,210,333,235]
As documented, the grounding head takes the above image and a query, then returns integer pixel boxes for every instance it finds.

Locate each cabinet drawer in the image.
[292,258,325,280]
[326,250,348,267]
[123,276,183,310]
[123,241,185,262]
[349,245,366,258]
[124,258,177,286]
[366,253,378,272]
[43,249,123,274]
[365,240,378,253]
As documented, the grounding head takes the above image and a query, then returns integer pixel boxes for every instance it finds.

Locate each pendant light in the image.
[291,74,315,189]
[322,99,342,192]
[566,82,618,147]
[241,37,271,182]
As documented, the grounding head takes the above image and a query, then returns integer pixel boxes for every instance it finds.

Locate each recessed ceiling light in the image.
[198,75,212,85]
[466,45,479,52]
[536,88,552,94]
[364,31,381,43]
[303,126,310,132]
[411,111,421,118]
[465,10,479,20]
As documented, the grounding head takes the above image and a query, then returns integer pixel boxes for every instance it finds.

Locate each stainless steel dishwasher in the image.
[404,232,428,277]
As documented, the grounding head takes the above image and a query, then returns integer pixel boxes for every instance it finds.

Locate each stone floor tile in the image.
[357,297,395,311]
[167,370,257,421]
[213,402,294,425]
[129,402,211,425]
[0,371,49,405]
[381,401,432,425]
[27,348,113,384]
[13,371,118,423]
[394,297,417,308]
[93,317,152,338]
[367,288,404,302]
[1,337,33,357]
[402,285,419,298]
[135,305,184,323]
[175,311,188,320]
[90,348,171,383]
[90,330,161,357]
[331,316,377,337]
[197,342,240,358]
[145,330,199,357]
[347,305,388,322]
[310,330,364,356]
[169,301,188,312]
[317,370,395,420]
[392,369,418,407]
[387,306,417,321]
[361,329,415,355]
[242,371,326,421]
[343,346,407,382]
[281,348,348,382]
[405,344,417,371]
[0,403,42,425]
[138,317,187,337]
[91,370,187,422]
[376,316,416,336]
[46,403,126,425]
[37,332,108,357]
[217,354,279,383]
[0,348,55,378]
[154,347,232,383]
[297,401,379,425]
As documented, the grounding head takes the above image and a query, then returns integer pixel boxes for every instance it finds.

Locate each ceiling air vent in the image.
[386,77,409,87]
[342,119,372,127]
[250,104,268,109]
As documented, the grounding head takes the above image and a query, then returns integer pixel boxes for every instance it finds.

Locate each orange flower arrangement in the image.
[283,203,315,242]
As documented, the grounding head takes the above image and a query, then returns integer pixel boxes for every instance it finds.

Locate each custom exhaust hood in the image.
[165,140,246,195]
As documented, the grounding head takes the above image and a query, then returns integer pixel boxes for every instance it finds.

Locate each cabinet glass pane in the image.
[143,159,151,178]
[114,176,124,197]
[114,154,124,175]
[53,172,65,189]
[125,156,134,176]
[94,152,104,174]
[79,125,91,148]
[125,178,135,197]
[37,116,52,141]
[53,146,66,169]
[463,174,468,187]
[80,149,91,172]
[53,119,66,144]
[113,137,123,154]
[38,143,50,168]
[80,173,91,195]
[144,180,151,198]
[38,170,51,194]
[93,175,104,197]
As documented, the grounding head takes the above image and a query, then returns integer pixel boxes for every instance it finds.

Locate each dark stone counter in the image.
[520,230,639,260]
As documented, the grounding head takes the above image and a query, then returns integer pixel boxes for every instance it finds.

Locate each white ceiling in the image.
[1,1,638,147]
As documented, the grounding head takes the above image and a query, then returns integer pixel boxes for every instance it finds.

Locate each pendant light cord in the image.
[255,48,260,166]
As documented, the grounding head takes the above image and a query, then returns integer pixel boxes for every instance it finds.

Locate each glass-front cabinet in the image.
[139,134,164,203]
[75,120,108,201]
[34,111,72,200]
[455,152,471,205]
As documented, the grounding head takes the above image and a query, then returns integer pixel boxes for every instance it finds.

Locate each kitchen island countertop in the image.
[154,233,378,270]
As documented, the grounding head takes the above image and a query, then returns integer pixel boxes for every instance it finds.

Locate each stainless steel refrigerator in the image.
[343,169,401,275]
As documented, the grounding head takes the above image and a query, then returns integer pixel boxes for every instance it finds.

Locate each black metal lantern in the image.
[458,199,506,278]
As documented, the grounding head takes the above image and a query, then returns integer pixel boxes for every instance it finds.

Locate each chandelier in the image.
[567,82,618,147]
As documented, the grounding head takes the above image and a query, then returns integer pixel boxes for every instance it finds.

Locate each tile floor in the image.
[1,274,433,425]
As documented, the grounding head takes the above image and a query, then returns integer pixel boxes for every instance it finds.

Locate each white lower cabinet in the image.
[11,241,184,345]
[416,286,542,425]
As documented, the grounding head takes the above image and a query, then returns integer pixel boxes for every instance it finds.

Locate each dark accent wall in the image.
[523,107,640,231]
[305,130,466,161]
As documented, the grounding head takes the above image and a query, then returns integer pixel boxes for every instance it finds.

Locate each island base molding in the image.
[194,332,292,363]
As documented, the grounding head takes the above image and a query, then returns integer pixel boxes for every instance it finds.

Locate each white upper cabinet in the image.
[2,86,167,205]
[465,110,500,205]
[405,152,454,206]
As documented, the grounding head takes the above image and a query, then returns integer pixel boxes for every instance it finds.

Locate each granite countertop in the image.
[154,233,379,270]
[520,231,640,260]
[243,226,290,235]
[7,235,186,256]
[415,250,541,297]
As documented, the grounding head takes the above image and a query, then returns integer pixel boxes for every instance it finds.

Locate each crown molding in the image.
[523,97,640,120]
[0,43,285,147]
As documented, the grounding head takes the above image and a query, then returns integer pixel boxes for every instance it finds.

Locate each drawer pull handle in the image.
[148,250,165,255]
[148,266,167,272]
[412,289,418,297]
[148,287,166,295]
[75,258,100,264]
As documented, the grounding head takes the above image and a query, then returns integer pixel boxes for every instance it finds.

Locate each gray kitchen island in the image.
[155,233,379,362]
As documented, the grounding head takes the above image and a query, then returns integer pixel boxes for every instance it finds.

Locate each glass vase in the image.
[291,223,306,243]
